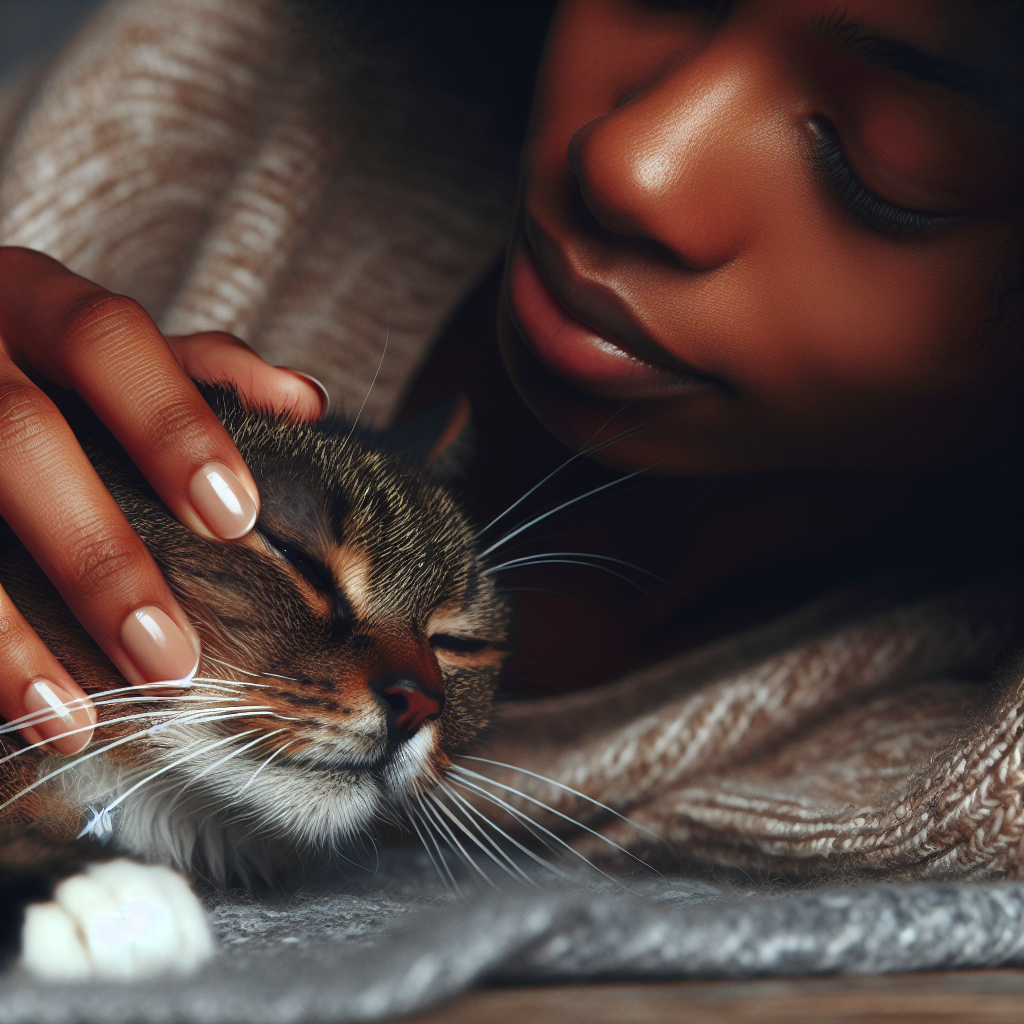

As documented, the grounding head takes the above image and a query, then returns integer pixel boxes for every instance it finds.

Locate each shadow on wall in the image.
[0,0,105,81]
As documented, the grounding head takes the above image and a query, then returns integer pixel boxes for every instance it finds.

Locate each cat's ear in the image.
[382,394,474,481]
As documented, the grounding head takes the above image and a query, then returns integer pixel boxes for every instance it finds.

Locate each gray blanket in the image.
[2,854,1023,1023]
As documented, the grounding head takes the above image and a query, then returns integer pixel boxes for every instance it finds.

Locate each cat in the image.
[0,383,509,980]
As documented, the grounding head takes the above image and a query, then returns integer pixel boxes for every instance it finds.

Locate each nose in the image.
[373,676,444,741]
[565,46,765,270]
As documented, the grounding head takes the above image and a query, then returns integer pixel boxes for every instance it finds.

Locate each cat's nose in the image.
[374,677,444,740]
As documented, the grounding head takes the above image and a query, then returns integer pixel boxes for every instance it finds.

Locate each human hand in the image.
[0,247,325,755]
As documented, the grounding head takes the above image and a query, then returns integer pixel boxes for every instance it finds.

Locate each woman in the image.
[0,0,1020,877]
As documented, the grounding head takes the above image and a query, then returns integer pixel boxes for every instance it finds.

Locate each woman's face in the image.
[500,0,1021,474]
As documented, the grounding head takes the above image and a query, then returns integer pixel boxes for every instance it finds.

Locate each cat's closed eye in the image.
[257,528,338,595]
[430,635,493,653]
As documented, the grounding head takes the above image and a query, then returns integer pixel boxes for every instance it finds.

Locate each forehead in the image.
[253,427,475,605]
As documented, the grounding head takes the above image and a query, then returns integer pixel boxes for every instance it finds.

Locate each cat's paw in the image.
[19,858,214,981]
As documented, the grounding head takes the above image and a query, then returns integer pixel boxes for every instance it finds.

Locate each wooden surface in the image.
[406,970,1024,1023]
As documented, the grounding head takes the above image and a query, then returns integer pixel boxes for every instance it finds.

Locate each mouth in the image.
[507,231,724,402]
[282,723,436,776]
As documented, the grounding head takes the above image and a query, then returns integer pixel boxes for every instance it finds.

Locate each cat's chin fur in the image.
[45,722,439,888]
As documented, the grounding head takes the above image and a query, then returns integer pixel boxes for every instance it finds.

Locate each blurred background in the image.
[0,0,103,80]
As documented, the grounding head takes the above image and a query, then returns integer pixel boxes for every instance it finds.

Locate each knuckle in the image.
[0,613,27,659]
[65,522,142,598]
[141,396,212,455]
[58,292,147,347]
[0,381,55,457]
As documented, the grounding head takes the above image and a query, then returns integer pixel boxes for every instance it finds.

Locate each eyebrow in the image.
[815,11,995,108]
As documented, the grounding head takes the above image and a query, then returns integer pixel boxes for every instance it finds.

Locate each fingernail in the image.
[121,606,199,685]
[189,462,258,540]
[281,369,331,418]
[23,679,95,755]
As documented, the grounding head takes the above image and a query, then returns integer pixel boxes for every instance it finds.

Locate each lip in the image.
[507,238,719,402]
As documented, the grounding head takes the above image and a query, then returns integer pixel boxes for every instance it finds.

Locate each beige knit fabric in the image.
[1,0,1021,882]
[483,579,1024,879]
[0,0,515,425]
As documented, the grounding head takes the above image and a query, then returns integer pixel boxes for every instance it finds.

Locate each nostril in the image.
[375,677,444,739]
[378,686,409,719]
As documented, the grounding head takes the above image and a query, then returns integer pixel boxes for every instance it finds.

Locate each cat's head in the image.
[83,385,508,856]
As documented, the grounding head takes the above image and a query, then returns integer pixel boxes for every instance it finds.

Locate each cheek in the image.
[732,222,1012,405]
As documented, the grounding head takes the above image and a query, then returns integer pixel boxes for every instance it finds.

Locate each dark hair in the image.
[286,0,556,144]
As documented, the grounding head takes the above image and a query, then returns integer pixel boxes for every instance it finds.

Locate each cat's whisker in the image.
[344,326,388,447]
[414,792,476,881]
[202,655,297,683]
[407,795,460,895]
[230,739,297,802]
[433,784,539,886]
[482,556,655,599]
[452,765,659,870]
[191,676,274,690]
[0,694,244,737]
[475,424,649,541]
[479,465,655,559]
[458,757,667,849]
[418,791,499,889]
[158,730,288,826]
[79,731,261,837]
[415,794,465,895]
[80,718,299,840]
[202,655,263,678]
[1,725,174,813]
[448,775,631,887]
[0,683,243,734]
[439,782,553,884]
[0,702,254,765]
[0,709,289,812]
[448,777,602,880]
[482,551,676,593]
[164,729,288,811]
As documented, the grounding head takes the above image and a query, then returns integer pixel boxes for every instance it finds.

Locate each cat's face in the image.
[88,388,508,851]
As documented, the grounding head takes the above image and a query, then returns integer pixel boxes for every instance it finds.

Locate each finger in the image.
[0,248,259,543]
[0,364,200,693]
[0,582,96,756]
[166,332,328,421]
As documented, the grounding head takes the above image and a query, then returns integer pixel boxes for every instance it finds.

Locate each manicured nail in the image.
[281,369,331,418]
[23,679,95,755]
[121,606,199,685]
[189,462,258,540]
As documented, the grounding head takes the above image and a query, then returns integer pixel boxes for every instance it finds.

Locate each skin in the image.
[2,0,1020,731]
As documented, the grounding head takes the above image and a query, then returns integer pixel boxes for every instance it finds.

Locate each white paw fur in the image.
[19,859,214,981]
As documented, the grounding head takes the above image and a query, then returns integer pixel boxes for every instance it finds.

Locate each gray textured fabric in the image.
[2,868,1023,1023]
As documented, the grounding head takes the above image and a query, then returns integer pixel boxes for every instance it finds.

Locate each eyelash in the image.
[260,531,329,585]
[429,635,491,654]
[809,116,954,238]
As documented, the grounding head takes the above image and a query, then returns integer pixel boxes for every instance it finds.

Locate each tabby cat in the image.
[0,384,509,980]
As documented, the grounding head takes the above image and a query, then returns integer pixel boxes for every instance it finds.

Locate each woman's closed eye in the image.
[809,116,958,239]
